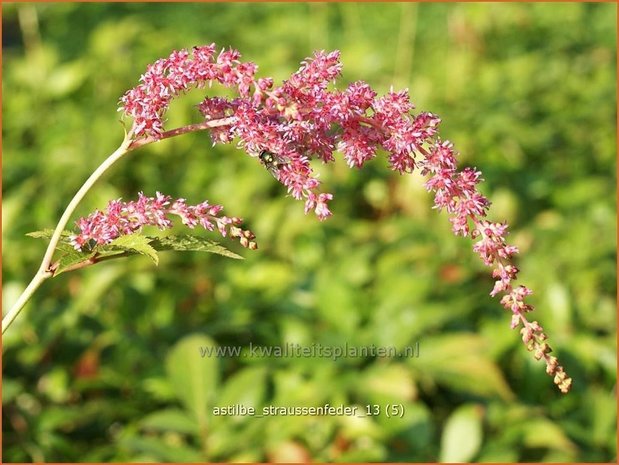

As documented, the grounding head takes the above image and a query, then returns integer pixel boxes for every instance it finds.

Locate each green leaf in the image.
[165,334,219,428]
[357,364,416,404]
[26,229,71,240]
[440,404,484,462]
[413,334,514,400]
[120,436,203,462]
[1,379,22,404]
[139,408,199,435]
[522,418,576,452]
[214,366,267,416]
[148,235,244,260]
[27,229,97,275]
[27,231,244,278]
[105,234,159,265]
[46,61,88,98]
[53,248,94,275]
[26,229,75,250]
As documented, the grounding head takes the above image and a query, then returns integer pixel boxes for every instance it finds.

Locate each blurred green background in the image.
[2,2,616,462]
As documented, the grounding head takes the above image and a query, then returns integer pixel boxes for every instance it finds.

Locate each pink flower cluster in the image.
[119,44,257,139]
[70,192,257,251]
[117,44,571,392]
[420,140,572,393]
[120,46,441,221]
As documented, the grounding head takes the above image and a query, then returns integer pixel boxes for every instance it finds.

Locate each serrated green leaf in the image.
[26,229,71,240]
[148,235,244,260]
[27,231,244,277]
[105,234,159,265]
[27,229,75,254]
[27,229,97,275]
[54,248,96,275]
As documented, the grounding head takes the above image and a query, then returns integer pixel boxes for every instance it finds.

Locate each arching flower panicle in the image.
[115,44,572,392]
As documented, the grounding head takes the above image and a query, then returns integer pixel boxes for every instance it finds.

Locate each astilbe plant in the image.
[5,43,571,393]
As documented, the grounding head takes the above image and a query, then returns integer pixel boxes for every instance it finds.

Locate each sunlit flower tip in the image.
[556,373,572,393]
[525,340,535,352]
[546,356,558,374]
[554,369,567,385]
[520,326,533,344]
[234,226,257,249]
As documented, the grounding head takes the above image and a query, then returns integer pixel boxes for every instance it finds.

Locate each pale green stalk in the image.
[2,133,133,334]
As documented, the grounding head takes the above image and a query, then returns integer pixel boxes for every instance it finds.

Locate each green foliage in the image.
[107,234,160,265]
[3,3,616,462]
[26,229,92,274]
[27,230,243,274]
[439,404,484,462]
[148,235,244,260]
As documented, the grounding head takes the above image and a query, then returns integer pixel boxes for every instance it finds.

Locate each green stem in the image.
[41,133,134,275]
[2,133,131,334]
[2,270,50,334]
[2,133,133,335]
[59,251,133,274]
[128,117,236,151]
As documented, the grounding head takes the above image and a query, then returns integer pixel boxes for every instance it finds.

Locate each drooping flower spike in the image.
[70,192,257,251]
[112,43,571,392]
